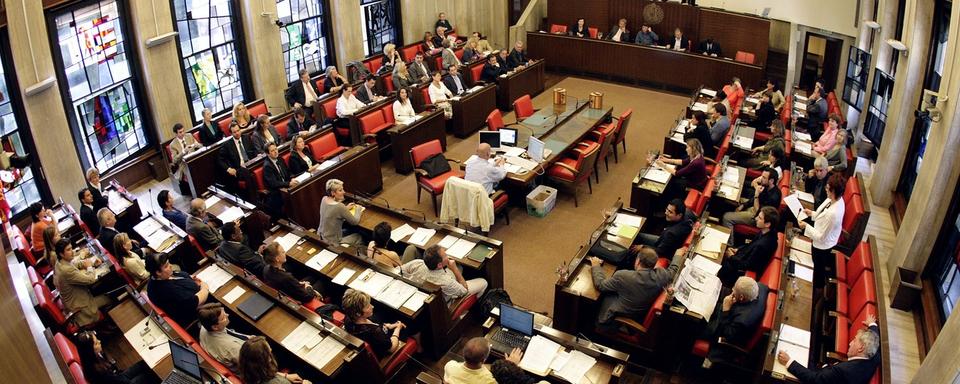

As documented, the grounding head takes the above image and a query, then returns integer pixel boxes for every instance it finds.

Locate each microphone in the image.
[400,207,427,221]
[568,95,580,108]
[146,187,154,215]
[576,332,607,353]
[147,341,168,350]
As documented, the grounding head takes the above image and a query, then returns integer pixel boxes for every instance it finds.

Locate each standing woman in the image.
[75,331,155,384]
[287,134,319,177]
[251,115,284,155]
[569,18,588,37]
[317,179,363,246]
[798,173,846,287]
[232,102,254,130]
[53,239,111,327]
[393,88,417,124]
[428,72,454,119]
[323,66,348,94]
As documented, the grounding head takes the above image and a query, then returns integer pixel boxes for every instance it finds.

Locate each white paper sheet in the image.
[700,88,717,97]
[794,131,812,142]
[123,317,170,368]
[223,286,246,304]
[203,195,222,209]
[794,102,807,111]
[437,235,459,249]
[675,119,689,133]
[107,190,133,214]
[733,136,753,149]
[408,228,437,246]
[791,238,813,254]
[133,218,163,237]
[293,172,312,184]
[555,350,597,384]
[390,224,416,242]
[691,255,722,275]
[306,249,339,271]
[614,213,643,228]
[319,159,338,170]
[691,102,709,112]
[347,269,394,297]
[304,335,345,369]
[446,238,477,259]
[216,206,245,223]
[773,339,809,380]
[376,279,418,309]
[674,265,722,321]
[796,191,815,203]
[504,146,526,157]
[402,291,430,312]
[549,350,571,372]
[195,264,233,293]
[794,141,813,155]
[794,264,814,282]
[332,268,357,285]
[671,132,685,143]
[789,249,814,267]
[518,335,562,375]
[723,168,741,183]
[643,167,671,184]
[719,184,739,199]
[780,324,812,347]
[276,232,302,252]
[783,194,809,222]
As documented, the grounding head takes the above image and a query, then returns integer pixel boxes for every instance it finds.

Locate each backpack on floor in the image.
[480,288,512,317]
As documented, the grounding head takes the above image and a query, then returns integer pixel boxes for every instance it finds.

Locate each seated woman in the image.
[323,66,348,95]
[287,134,318,177]
[232,102,254,130]
[41,225,60,269]
[76,331,156,384]
[342,288,411,359]
[569,18,588,37]
[460,40,480,64]
[317,179,363,246]
[821,129,848,173]
[251,115,284,155]
[381,43,402,74]
[262,242,324,304]
[654,138,709,197]
[740,120,785,169]
[428,71,454,119]
[52,239,111,327]
[239,336,312,384]
[29,202,55,253]
[683,111,714,159]
[157,190,188,230]
[813,113,842,154]
[366,222,421,270]
[392,61,414,91]
[392,88,417,125]
[423,31,440,54]
[113,232,148,285]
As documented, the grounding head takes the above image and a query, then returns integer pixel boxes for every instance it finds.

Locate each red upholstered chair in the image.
[26,265,42,288]
[596,290,667,349]
[382,103,396,124]
[366,57,383,74]
[451,293,478,321]
[609,109,633,163]
[837,196,867,254]
[735,51,756,64]
[217,116,232,136]
[704,134,731,175]
[68,362,88,384]
[691,291,777,365]
[411,140,463,216]
[248,101,269,118]
[362,338,419,381]
[745,256,782,294]
[54,332,80,365]
[314,76,327,94]
[843,174,862,203]
[684,190,704,216]
[831,270,877,321]
[513,94,534,122]
[188,234,212,258]
[273,116,291,140]
[486,109,505,131]
[382,73,396,94]
[402,44,421,62]
[420,86,434,109]
[434,56,444,71]
[308,132,348,160]
[588,27,599,38]
[826,303,877,361]
[492,190,511,225]
[35,283,102,334]
[550,24,568,34]
[547,141,600,207]
[470,64,485,85]
[583,121,618,177]
[251,165,269,205]
[834,240,874,284]
[358,109,393,143]
[454,48,464,60]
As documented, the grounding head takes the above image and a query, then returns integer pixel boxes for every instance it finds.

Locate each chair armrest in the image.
[446,158,461,164]
[555,162,579,174]
[715,337,749,355]
[490,190,506,202]
[413,168,429,177]
[825,351,847,362]
[705,157,718,165]
[612,316,647,333]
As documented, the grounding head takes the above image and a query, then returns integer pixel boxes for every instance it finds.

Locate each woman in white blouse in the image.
[393,88,417,124]
[798,172,846,287]
[428,72,454,119]
[336,83,366,118]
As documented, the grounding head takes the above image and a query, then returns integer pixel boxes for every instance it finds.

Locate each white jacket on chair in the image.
[440,177,495,231]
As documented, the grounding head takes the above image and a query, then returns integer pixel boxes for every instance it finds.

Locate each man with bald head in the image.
[187,198,225,250]
[464,142,507,194]
[444,336,525,384]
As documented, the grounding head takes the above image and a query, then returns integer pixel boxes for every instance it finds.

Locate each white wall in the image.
[698,0,859,37]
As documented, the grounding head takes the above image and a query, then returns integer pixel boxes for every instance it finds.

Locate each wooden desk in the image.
[495,59,545,111]
[731,125,757,152]
[714,164,748,207]
[347,98,396,147]
[388,110,447,174]
[180,139,225,198]
[450,84,497,137]
[282,144,383,230]
[55,203,85,241]
[349,193,505,289]
[763,249,813,382]
[527,32,763,93]
[108,299,176,377]
[630,167,670,217]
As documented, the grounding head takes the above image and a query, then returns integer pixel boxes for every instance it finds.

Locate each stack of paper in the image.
[282,322,343,369]
[796,191,815,204]
[791,238,813,254]
[276,232,302,252]
[319,159,338,171]
[690,255,722,275]
[217,206,245,223]
[794,141,813,155]
[402,291,430,312]
[733,136,753,149]
[723,168,741,183]
[794,94,808,102]
[107,190,133,214]
[223,286,246,304]
[614,213,643,228]
[700,88,717,98]
[347,269,394,297]
[195,264,233,292]
[53,208,68,221]
[794,102,807,111]
[133,218,163,236]
[294,172,312,184]
[718,184,739,199]
[794,264,814,282]
[773,324,812,380]
[671,132,685,143]
[204,195,222,209]
[555,350,597,384]
[332,268,357,285]
[145,228,176,252]
[518,335,562,375]
[123,317,170,368]
[408,228,437,246]
[376,280,418,309]
[794,131,812,142]
[306,249,339,271]
[697,227,729,256]
[789,249,814,267]
[746,97,760,104]
[783,194,809,221]
[391,224,417,242]
[306,336,345,369]
[644,167,671,184]
[446,238,477,259]
[692,102,709,112]
[675,119,689,133]
[437,235,459,249]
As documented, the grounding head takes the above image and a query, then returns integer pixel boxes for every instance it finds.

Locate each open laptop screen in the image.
[500,303,534,336]
[479,131,501,149]
[169,341,203,380]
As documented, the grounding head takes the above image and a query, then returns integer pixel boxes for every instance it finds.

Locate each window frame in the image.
[360,0,403,57]
[842,46,870,112]
[862,69,894,148]
[46,0,156,174]
[169,0,253,124]
[276,0,337,84]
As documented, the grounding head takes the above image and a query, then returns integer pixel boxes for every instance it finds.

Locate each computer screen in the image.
[479,131,501,149]
[527,136,545,162]
[499,128,518,147]
[169,341,203,379]
[500,303,534,336]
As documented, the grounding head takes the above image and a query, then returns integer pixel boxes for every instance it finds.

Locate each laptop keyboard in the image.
[491,329,529,352]
[162,371,197,384]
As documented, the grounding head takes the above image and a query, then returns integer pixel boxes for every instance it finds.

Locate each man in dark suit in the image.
[807,91,829,140]
[216,222,266,277]
[408,52,432,84]
[262,143,298,220]
[443,64,468,95]
[435,12,453,32]
[481,54,506,83]
[589,246,681,327]
[635,199,695,259]
[497,49,511,70]
[286,106,315,137]
[507,41,529,69]
[217,123,257,197]
[667,28,690,52]
[77,188,101,236]
[355,75,383,104]
[197,108,224,146]
[778,314,881,384]
[284,69,322,117]
[702,277,768,366]
[187,198,224,251]
[606,18,631,42]
[698,38,722,56]
[96,208,120,251]
[717,207,780,286]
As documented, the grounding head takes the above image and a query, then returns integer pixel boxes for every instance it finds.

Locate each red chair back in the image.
[513,94,534,120]
[68,362,88,384]
[366,57,383,74]
[454,48,464,60]
[588,27,599,38]
[451,294,478,320]
[642,291,668,330]
[411,139,443,167]
[309,132,345,160]
[248,101,268,118]
[550,24,568,34]
[420,87,432,105]
[321,97,338,121]
[402,45,421,62]
[848,270,877,321]
[841,198,865,239]
[486,109,504,131]
[745,292,778,350]
[760,257,782,293]
[273,116,291,140]
[470,64,484,84]
[252,166,266,191]
[54,332,80,365]
[613,109,633,145]
[844,175,862,203]
[360,111,387,135]
[217,116,232,136]
[382,103,396,124]
[735,51,755,64]
[34,284,68,328]
[314,76,327,94]
[382,73,395,94]
[846,242,874,284]
[684,190,704,216]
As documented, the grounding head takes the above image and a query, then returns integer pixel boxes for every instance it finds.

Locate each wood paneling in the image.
[0,244,57,384]
[699,9,769,66]
[401,0,509,50]
[546,0,608,32]
[610,0,700,46]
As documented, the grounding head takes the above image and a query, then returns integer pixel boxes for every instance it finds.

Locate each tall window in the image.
[0,34,45,217]
[862,70,894,148]
[277,0,334,84]
[51,0,150,172]
[172,0,249,122]
[842,47,870,112]
[360,0,401,56]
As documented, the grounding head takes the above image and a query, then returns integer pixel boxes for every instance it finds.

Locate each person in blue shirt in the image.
[158,189,188,230]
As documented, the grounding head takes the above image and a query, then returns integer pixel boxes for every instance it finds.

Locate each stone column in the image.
[330,1,366,71]
[869,0,935,207]
[238,0,288,115]
[886,0,960,305]
[912,307,960,382]
[127,0,191,141]
[7,0,86,208]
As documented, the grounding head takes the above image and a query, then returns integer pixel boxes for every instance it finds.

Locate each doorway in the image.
[800,33,845,92]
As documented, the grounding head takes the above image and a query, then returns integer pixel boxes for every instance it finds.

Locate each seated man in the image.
[464,143,507,195]
[634,24,659,45]
[355,75,384,104]
[287,106,316,136]
[402,245,487,306]
[146,252,209,326]
[262,242,323,303]
[708,104,730,145]
[216,222,265,277]
[777,314,880,384]
[78,188,101,236]
[722,167,781,228]
[606,18,631,42]
[635,199,695,259]
[285,68,321,115]
[444,336,522,384]
[216,122,257,197]
[507,40,530,69]
[702,276,768,367]
[96,208,121,252]
[698,38,722,56]
[589,246,681,327]
[198,303,250,372]
[443,64,468,96]
[481,54,507,83]
[717,207,780,285]
[187,198,224,251]
[158,190,188,230]
[169,123,201,181]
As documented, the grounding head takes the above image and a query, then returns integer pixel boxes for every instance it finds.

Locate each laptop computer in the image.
[237,293,274,321]
[499,128,518,148]
[489,303,534,354]
[162,341,203,384]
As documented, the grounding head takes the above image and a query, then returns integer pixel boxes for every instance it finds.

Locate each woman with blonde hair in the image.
[382,43,401,71]
[342,288,408,358]
[232,102,253,130]
[392,61,414,90]
[113,232,148,284]
[823,129,849,173]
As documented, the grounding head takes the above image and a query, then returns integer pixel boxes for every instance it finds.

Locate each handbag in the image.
[590,237,629,265]
[418,153,452,178]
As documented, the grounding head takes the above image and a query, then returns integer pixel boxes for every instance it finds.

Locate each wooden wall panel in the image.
[546,0,608,32]
[699,9,770,66]
[607,1,701,46]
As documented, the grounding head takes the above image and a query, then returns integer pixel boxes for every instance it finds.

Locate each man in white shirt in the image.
[670,28,689,51]
[336,83,366,118]
[198,303,249,372]
[401,245,487,306]
[606,18,630,42]
[464,143,507,194]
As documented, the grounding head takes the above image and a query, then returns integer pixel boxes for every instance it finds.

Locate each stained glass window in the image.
[277,0,334,83]
[0,48,42,217]
[360,0,401,56]
[172,0,249,122]
[52,0,149,172]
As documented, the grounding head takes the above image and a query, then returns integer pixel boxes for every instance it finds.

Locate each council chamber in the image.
[0,0,957,383]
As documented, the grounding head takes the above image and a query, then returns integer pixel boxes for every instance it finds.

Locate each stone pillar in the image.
[886,0,960,306]
[330,1,366,71]
[127,0,191,141]
[912,307,960,383]
[869,0,935,207]
[238,0,288,115]
[7,0,86,208]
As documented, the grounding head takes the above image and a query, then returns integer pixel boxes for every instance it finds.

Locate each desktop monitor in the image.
[479,131,501,150]
[499,303,534,336]
[527,136,546,162]
[499,128,518,147]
